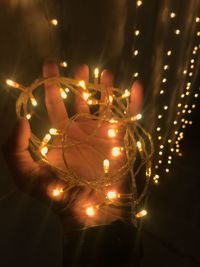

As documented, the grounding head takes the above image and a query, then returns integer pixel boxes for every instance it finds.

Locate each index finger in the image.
[43,62,68,129]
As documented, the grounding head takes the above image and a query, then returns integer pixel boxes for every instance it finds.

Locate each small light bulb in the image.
[78,80,86,90]
[175,29,181,35]
[82,92,90,101]
[60,61,67,68]
[136,209,147,218]
[49,128,58,135]
[85,206,96,217]
[40,146,48,156]
[137,141,142,151]
[50,19,58,26]
[133,72,139,77]
[94,67,99,79]
[6,79,20,88]
[52,188,63,197]
[103,159,110,174]
[122,89,130,98]
[107,190,117,200]
[136,0,143,7]
[60,88,67,99]
[167,50,172,56]
[135,30,140,36]
[133,50,139,56]
[26,113,31,120]
[163,105,168,110]
[170,12,176,18]
[108,129,117,138]
[111,147,122,157]
[31,97,37,107]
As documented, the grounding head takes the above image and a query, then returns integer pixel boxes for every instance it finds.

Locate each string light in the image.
[50,19,58,26]
[7,74,153,226]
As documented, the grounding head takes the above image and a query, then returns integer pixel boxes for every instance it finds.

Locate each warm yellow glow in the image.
[42,133,51,146]
[135,30,140,36]
[107,190,117,200]
[146,167,151,177]
[40,146,48,156]
[131,113,142,121]
[60,88,67,99]
[111,147,122,157]
[162,78,167,83]
[175,29,181,35]
[82,91,90,101]
[167,50,172,56]
[133,50,139,56]
[158,114,162,119]
[26,113,31,120]
[65,87,70,93]
[50,19,58,26]
[52,188,63,197]
[78,80,86,90]
[31,97,37,107]
[164,105,168,110]
[164,65,169,70]
[159,151,163,156]
[158,136,162,140]
[122,89,130,98]
[156,127,161,131]
[137,141,142,152]
[168,139,172,143]
[108,95,113,104]
[194,93,199,98]
[136,209,147,218]
[173,121,177,125]
[165,168,169,173]
[103,159,110,174]
[94,67,99,79]
[60,61,67,68]
[136,0,143,7]
[6,79,20,88]
[197,32,200,37]
[170,12,176,18]
[196,17,200,22]
[85,206,96,217]
[109,118,118,124]
[49,128,58,135]
[108,129,117,138]
[183,70,187,75]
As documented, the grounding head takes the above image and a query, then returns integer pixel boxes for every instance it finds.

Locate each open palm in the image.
[4,62,143,231]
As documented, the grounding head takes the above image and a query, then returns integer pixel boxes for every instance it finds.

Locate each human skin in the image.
[3,62,143,232]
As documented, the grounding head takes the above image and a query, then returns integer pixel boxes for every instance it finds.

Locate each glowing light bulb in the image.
[196,17,200,22]
[108,95,113,104]
[60,61,67,68]
[122,89,130,98]
[133,50,139,56]
[94,67,99,79]
[156,127,161,131]
[31,97,37,107]
[82,91,90,101]
[103,159,110,174]
[183,70,187,75]
[168,139,172,143]
[165,168,169,173]
[133,72,139,77]
[164,65,169,70]
[65,88,70,93]
[42,133,51,146]
[52,188,63,197]
[111,147,122,157]
[146,167,151,177]
[175,29,181,35]
[108,129,117,138]
[170,12,176,18]
[107,190,117,200]
[158,114,162,119]
[6,79,20,88]
[40,146,48,156]
[160,90,164,94]
[49,128,58,135]
[50,19,58,26]
[131,113,142,121]
[167,50,172,56]
[163,105,168,110]
[136,209,147,218]
[135,30,140,36]
[136,0,143,7]
[60,88,67,99]
[26,113,31,120]
[137,141,142,151]
[162,78,167,83]
[78,80,86,90]
[85,206,96,217]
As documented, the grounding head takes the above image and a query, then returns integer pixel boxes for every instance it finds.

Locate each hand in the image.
[3,62,143,232]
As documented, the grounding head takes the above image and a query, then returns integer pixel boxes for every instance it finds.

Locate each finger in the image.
[100,70,114,113]
[3,118,38,179]
[43,61,68,129]
[74,64,90,113]
[130,81,143,116]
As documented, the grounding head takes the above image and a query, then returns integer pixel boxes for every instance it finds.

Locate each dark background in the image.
[0,1,200,266]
